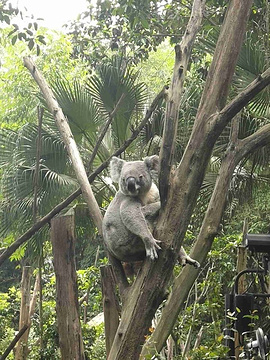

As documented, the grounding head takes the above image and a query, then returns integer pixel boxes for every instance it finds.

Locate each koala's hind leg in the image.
[108,253,129,297]
[178,247,200,268]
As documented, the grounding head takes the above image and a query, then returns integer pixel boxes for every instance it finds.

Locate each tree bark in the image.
[15,266,32,360]
[142,117,270,356]
[51,214,85,360]
[100,265,120,357]
[108,2,206,359]
[24,57,103,234]
[159,0,206,205]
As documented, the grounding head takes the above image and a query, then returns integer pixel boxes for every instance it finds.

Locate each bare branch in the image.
[237,122,270,159]
[0,325,29,360]
[212,68,270,134]
[24,57,103,233]
[33,107,43,223]
[87,93,125,170]
[159,0,206,205]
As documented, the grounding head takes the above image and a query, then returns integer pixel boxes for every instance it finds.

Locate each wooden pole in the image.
[51,214,85,360]
[100,265,120,357]
[15,266,32,360]
[234,219,248,359]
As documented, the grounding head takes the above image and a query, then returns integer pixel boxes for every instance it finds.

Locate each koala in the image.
[103,155,161,262]
[103,155,200,268]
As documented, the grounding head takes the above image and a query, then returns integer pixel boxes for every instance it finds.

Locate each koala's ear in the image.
[144,155,159,171]
[110,157,126,182]
[144,155,159,179]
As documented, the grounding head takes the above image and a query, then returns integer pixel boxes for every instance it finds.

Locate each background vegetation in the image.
[0,0,269,358]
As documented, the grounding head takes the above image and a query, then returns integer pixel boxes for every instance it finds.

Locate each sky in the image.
[10,0,89,31]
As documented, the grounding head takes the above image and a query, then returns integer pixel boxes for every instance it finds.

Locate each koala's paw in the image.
[145,238,161,260]
[183,258,200,269]
[189,259,200,269]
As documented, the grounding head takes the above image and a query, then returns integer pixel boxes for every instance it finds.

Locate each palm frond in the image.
[50,78,102,144]
[86,56,148,149]
[234,34,270,117]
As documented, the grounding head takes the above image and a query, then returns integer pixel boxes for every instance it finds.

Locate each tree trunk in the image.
[109,1,254,359]
[100,265,120,356]
[51,214,85,360]
[142,113,270,355]
[15,266,32,360]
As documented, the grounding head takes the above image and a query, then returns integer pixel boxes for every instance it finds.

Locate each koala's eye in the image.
[139,175,144,180]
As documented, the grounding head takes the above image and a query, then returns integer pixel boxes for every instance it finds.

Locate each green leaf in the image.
[36,44,40,56]
[28,39,35,50]
[140,15,149,29]
[11,35,17,45]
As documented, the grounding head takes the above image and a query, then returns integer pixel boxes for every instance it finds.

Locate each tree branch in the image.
[87,93,125,170]
[0,325,29,360]
[24,57,104,233]
[212,68,270,134]
[0,86,166,267]
[143,117,270,355]
[159,0,206,205]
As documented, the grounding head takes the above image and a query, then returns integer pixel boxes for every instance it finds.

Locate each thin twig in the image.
[33,106,43,223]
[0,324,29,360]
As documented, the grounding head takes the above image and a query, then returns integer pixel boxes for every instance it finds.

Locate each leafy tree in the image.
[0,0,45,54]
[0,0,270,359]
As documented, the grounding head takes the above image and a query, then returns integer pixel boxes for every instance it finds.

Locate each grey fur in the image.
[103,155,200,268]
[103,155,161,262]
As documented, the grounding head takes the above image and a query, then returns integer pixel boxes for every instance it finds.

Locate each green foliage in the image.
[0,27,87,126]
[0,286,20,359]
[67,0,244,66]
[0,0,45,54]
[84,323,106,360]
[0,262,104,359]
[77,266,103,316]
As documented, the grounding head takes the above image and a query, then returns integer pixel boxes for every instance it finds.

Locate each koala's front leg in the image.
[142,201,161,218]
[120,199,161,260]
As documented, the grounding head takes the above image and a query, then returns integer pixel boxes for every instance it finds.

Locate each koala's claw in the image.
[182,258,200,268]
[146,239,161,260]
[192,260,200,269]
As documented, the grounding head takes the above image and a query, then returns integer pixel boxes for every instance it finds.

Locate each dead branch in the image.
[211,67,270,134]
[159,0,206,205]
[24,56,103,234]
[87,93,125,170]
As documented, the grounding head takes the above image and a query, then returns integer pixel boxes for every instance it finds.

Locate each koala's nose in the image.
[127,177,137,193]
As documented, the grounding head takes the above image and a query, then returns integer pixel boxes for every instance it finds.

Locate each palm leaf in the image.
[50,78,102,144]
[86,56,148,150]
